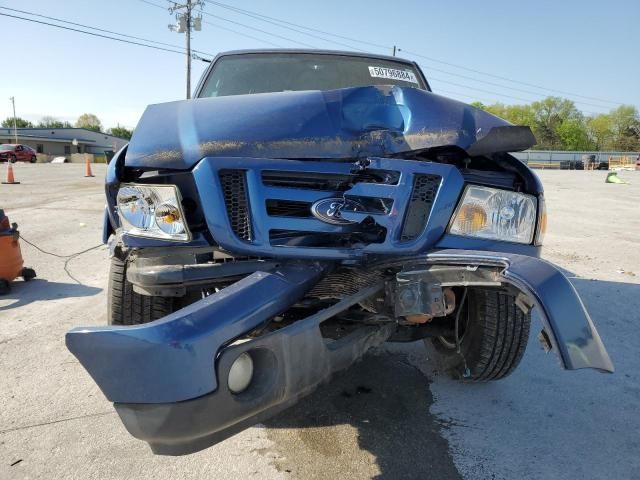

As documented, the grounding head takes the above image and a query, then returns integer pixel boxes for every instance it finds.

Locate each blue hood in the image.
[125,85,535,169]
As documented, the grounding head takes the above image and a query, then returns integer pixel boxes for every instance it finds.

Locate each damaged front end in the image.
[67,83,613,455]
[68,250,612,455]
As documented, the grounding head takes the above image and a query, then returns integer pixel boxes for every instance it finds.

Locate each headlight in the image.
[449,185,537,244]
[116,184,190,241]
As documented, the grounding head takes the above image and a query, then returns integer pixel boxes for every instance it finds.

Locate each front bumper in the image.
[116,285,394,455]
[66,249,613,455]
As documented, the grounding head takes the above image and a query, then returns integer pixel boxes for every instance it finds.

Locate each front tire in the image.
[30,156,37,163]
[428,288,530,381]
[108,256,174,325]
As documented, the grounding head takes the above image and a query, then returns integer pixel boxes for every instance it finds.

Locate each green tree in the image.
[504,104,536,127]
[470,101,487,110]
[75,113,103,132]
[469,96,638,152]
[108,125,133,140]
[37,116,72,128]
[1,117,33,128]
[587,114,613,150]
[482,103,536,127]
[529,97,582,150]
[608,105,640,151]
[483,102,507,119]
[557,118,593,150]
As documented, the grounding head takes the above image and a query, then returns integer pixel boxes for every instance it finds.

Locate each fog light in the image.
[228,352,254,394]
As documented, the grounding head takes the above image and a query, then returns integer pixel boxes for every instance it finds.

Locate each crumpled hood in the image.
[125,85,535,169]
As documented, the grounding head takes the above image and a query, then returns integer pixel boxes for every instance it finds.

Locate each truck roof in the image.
[213,48,415,65]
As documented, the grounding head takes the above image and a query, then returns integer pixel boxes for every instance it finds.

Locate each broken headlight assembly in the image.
[448,185,537,244]
[116,184,191,241]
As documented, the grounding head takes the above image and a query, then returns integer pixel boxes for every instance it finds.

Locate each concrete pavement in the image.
[1,164,638,479]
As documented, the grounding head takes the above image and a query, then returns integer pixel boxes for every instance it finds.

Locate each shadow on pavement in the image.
[261,274,639,479]
[0,278,102,311]
[264,351,462,480]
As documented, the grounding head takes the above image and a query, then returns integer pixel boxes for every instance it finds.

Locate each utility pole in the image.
[168,1,203,99]
[185,3,191,99]
[9,96,18,143]
[392,45,396,57]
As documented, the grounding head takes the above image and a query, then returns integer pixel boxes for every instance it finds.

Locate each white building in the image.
[0,128,128,159]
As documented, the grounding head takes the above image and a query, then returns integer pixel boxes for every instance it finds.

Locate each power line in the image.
[201,0,368,53]
[199,0,624,107]
[30,0,609,113]
[3,5,617,115]
[0,12,187,56]
[435,89,490,102]
[200,19,285,48]
[199,18,285,48]
[428,77,605,116]
[409,87,606,121]
[430,77,543,104]
[203,0,391,50]
[400,49,625,107]
[416,61,613,111]
[197,8,318,48]
[0,6,214,57]
[139,0,285,48]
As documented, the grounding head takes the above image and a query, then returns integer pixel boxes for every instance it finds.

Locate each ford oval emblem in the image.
[310,198,365,225]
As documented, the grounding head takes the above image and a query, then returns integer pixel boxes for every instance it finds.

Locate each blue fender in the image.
[422,250,613,373]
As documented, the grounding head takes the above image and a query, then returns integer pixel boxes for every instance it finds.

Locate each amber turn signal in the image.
[455,203,488,233]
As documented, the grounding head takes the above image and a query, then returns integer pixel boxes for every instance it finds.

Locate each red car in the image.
[0,144,37,163]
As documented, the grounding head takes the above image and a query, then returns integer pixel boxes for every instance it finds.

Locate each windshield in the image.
[0,144,16,151]
[199,53,426,98]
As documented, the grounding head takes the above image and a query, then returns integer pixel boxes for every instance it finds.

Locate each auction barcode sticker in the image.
[368,66,419,84]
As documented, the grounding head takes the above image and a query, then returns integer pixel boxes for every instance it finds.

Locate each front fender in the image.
[420,249,613,373]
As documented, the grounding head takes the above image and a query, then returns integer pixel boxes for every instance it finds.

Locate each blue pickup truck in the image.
[66,49,613,455]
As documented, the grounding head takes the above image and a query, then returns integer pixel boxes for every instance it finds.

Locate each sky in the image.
[0,0,638,130]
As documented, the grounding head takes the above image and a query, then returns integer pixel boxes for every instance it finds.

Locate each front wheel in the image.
[30,156,37,163]
[108,256,175,325]
[427,288,531,381]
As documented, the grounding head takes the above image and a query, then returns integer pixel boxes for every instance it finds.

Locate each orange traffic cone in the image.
[84,157,95,178]
[2,162,20,185]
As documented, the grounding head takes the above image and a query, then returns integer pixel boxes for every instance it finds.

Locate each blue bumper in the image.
[67,263,325,404]
[66,249,612,454]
